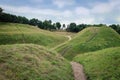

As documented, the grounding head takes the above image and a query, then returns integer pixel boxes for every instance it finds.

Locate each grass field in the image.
[56,27,120,60]
[74,47,120,80]
[0,44,74,80]
[0,22,67,48]
[0,22,120,80]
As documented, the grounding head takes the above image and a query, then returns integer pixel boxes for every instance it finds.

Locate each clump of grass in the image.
[74,47,120,80]
[0,44,74,80]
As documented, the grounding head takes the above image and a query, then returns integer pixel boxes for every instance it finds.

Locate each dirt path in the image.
[71,62,86,80]
[51,35,72,50]
[66,36,72,41]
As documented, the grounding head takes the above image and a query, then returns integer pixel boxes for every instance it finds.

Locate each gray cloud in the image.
[0,0,120,24]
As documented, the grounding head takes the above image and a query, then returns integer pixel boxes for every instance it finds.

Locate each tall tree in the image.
[109,24,120,34]
[52,23,57,30]
[0,7,3,13]
[56,22,61,30]
[43,20,50,29]
[38,20,43,29]
[77,24,86,31]
[63,24,66,28]
[29,18,39,26]
[67,23,77,32]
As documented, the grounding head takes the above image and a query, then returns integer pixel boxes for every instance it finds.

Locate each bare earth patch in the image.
[71,62,86,80]
[66,36,72,41]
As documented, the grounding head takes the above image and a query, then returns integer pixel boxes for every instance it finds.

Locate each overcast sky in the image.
[0,0,120,24]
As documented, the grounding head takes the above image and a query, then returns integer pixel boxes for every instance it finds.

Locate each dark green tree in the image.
[17,16,29,24]
[43,20,50,29]
[38,20,43,29]
[52,23,57,30]
[29,18,39,26]
[77,24,87,31]
[0,13,11,22]
[0,7,3,13]
[63,24,66,28]
[42,20,55,30]
[109,24,120,34]
[56,22,61,30]
[67,23,77,32]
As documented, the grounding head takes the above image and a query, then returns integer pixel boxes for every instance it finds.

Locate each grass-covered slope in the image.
[0,44,74,80]
[74,47,120,80]
[56,27,120,60]
[0,22,67,48]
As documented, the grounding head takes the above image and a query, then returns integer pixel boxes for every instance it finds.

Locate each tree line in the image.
[0,7,63,31]
[0,7,120,34]
[67,23,120,34]
[109,24,120,34]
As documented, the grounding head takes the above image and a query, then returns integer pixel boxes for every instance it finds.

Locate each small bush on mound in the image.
[0,44,74,80]
[74,47,120,80]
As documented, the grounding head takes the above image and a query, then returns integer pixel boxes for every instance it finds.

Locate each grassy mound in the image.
[0,44,74,80]
[74,47,120,80]
[56,27,120,60]
[0,22,67,48]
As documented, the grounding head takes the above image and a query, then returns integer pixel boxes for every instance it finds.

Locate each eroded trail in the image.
[67,36,72,41]
[51,35,72,50]
[71,62,86,80]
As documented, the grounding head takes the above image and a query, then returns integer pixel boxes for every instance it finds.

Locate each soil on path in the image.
[66,36,71,41]
[51,35,72,50]
[71,62,86,80]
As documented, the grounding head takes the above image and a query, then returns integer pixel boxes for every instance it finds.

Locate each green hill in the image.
[56,27,120,60]
[0,44,74,80]
[74,47,120,80]
[0,22,67,48]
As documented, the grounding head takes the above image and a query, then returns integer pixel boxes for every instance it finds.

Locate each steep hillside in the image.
[0,22,67,48]
[0,44,74,80]
[74,47,120,80]
[56,27,120,60]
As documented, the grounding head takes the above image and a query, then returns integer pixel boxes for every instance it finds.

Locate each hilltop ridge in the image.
[56,27,120,60]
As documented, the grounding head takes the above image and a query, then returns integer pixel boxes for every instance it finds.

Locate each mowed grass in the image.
[0,44,74,80]
[0,22,67,48]
[74,47,120,80]
[56,27,120,60]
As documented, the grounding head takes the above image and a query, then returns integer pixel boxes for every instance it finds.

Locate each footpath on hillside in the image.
[67,36,72,41]
[70,28,99,80]
[51,35,72,50]
[52,35,87,80]
[54,28,99,80]
[65,36,87,80]
[71,62,86,80]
